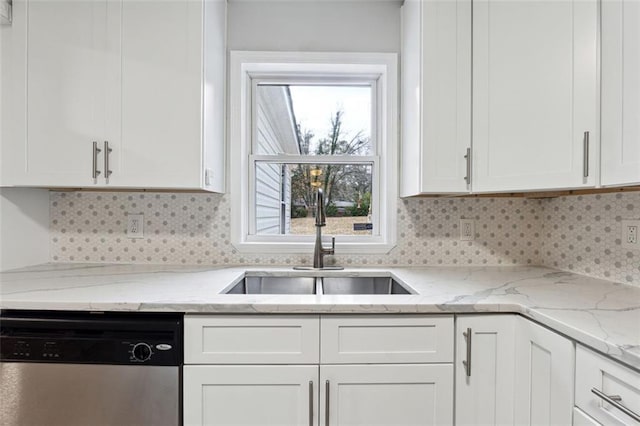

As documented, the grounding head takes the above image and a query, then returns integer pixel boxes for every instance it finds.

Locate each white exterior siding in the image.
[255,163,282,235]
[255,86,299,235]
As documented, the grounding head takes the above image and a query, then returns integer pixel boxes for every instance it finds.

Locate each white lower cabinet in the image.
[455,315,575,426]
[573,407,602,426]
[455,315,516,425]
[186,314,635,426]
[514,317,575,425]
[184,315,454,426]
[575,345,640,425]
[184,315,320,365]
[320,315,453,364]
[183,365,318,426]
[321,364,453,426]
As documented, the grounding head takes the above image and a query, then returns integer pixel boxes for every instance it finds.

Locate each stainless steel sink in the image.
[223,275,414,295]
[225,276,318,295]
[322,276,411,295]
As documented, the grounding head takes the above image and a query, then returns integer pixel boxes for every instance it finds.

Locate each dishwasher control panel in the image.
[1,336,180,365]
[0,311,182,366]
[3,340,62,360]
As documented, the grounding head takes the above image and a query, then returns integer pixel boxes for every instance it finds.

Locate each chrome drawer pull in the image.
[464,148,471,185]
[104,141,112,182]
[325,380,330,426]
[92,141,101,180]
[462,327,472,377]
[309,381,314,426]
[583,131,590,178]
[591,387,640,422]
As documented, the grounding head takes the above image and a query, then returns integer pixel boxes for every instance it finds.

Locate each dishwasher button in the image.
[132,343,152,361]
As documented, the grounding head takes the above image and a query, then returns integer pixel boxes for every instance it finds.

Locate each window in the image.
[230,52,397,254]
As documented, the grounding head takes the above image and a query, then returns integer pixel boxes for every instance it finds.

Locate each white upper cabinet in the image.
[601,0,640,187]
[1,0,225,192]
[400,0,471,196]
[1,0,110,187]
[111,0,225,191]
[472,0,599,192]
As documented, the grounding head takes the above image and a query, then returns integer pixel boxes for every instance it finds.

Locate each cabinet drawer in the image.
[575,345,640,425]
[184,315,320,364]
[574,407,602,425]
[320,315,454,364]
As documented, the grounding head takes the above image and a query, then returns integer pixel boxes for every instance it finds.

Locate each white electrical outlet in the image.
[127,214,144,239]
[622,220,640,249]
[460,219,475,241]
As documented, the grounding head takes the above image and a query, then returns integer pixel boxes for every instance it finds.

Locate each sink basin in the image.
[322,276,411,295]
[225,276,317,295]
[223,275,414,295]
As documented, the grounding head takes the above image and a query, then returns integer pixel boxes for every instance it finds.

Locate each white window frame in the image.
[229,51,398,254]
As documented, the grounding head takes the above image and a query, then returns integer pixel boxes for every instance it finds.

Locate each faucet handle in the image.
[328,236,336,255]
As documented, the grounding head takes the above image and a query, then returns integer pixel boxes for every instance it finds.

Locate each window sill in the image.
[231,240,397,255]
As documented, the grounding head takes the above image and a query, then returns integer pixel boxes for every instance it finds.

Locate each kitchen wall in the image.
[48,191,640,286]
[227,0,401,52]
[6,0,640,285]
[0,189,50,271]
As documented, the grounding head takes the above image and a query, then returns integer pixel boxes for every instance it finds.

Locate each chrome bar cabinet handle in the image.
[104,141,112,182]
[462,327,472,377]
[464,148,471,185]
[583,131,589,178]
[309,381,314,426]
[591,388,640,422]
[325,380,330,426]
[92,141,101,180]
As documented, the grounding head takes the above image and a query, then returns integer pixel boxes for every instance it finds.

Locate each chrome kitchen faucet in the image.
[295,188,343,270]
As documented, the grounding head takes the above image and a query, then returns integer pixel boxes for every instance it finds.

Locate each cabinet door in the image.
[401,0,471,196]
[320,364,453,426]
[473,0,598,192]
[22,0,114,186]
[514,317,575,425]
[110,0,204,189]
[601,0,640,186]
[183,365,318,426]
[455,315,516,426]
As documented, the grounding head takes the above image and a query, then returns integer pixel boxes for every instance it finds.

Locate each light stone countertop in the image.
[1,263,639,371]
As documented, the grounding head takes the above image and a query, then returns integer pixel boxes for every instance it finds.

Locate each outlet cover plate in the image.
[127,214,144,239]
[621,220,640,249]
[460,219,475,241]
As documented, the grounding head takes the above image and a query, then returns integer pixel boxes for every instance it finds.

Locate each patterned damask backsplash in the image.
[49,191,640,285]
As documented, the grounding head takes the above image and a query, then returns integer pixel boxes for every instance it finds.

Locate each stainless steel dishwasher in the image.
[0,310,182,426]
